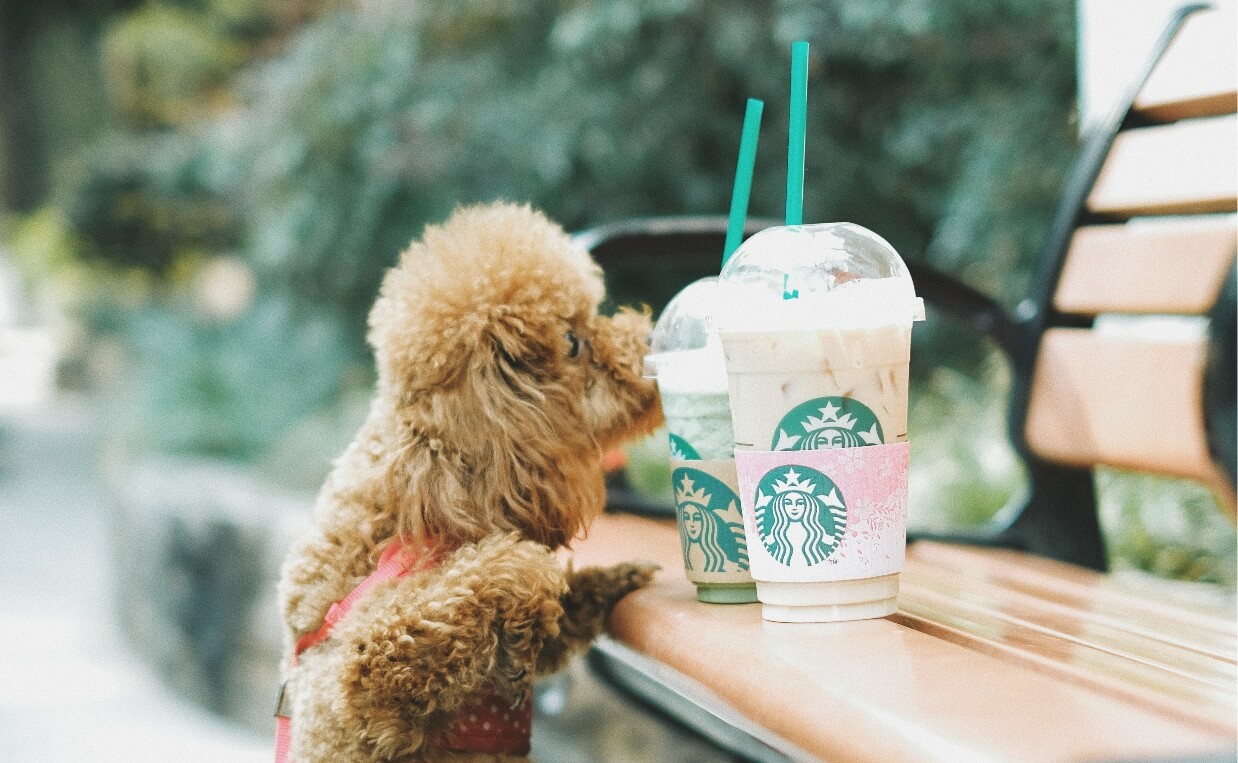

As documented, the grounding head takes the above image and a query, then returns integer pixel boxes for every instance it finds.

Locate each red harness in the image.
[274,539,533,761]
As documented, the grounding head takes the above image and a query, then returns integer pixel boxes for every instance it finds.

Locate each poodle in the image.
[275,202,664,762]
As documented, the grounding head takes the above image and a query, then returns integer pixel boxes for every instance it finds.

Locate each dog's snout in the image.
[587,308,656,383]
[583,307,663,447]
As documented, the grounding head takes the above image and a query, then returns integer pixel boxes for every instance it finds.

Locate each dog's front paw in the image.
[531,561,659,675]
[568,560,659,609]
[606,560,659,599]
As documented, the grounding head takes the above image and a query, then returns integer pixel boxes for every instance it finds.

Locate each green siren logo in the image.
[773,397,884,450]
[668,433,702,461]
[672,468,749,573]
[754,466,846,567]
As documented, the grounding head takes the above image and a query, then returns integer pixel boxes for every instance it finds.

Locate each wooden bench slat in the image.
[567,514,1236,762]
[1088,114,1238,217]
[907,541,1238,650]
[894,588,1236,731]
[1025,328,1222,482]
[1134,1,1238,122]
[904,556,1236,682]
[900,566,1237,712]
[1054,217,1237,315]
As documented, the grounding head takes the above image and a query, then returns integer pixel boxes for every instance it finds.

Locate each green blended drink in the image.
[662,390,733,461]
[648,278,757,604]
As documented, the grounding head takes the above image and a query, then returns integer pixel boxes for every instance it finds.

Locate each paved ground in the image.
[0,400,271,762]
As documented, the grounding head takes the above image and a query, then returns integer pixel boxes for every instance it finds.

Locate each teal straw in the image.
[786,40,809,226]
[722,98,764,269]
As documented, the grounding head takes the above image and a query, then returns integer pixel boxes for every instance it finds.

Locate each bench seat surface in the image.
[565,513,1237,763]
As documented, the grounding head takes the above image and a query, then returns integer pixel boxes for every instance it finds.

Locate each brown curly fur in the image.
[277,203,663,762]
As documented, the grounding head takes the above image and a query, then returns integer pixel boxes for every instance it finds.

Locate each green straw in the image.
[786,40,809,226]
[722,98,764,269]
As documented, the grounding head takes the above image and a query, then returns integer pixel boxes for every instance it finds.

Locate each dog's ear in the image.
[393,342,606,549]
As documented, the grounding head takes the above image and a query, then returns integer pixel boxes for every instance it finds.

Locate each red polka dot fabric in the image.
[435,686,533,756]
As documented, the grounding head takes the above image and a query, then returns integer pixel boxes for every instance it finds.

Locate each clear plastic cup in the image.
[715,224,923,622]
[647,278,757,604]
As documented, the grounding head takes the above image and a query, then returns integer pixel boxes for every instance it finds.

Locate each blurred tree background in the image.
[1,0,1232,586]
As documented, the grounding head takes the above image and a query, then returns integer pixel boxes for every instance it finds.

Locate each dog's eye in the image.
[565,331,582,358]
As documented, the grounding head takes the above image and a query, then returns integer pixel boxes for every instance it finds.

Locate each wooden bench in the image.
[567,516,1235,761]
[568,4,1236,760]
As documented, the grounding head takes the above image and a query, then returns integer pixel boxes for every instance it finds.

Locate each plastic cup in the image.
[648,278,757,604]
[716,224,923,622]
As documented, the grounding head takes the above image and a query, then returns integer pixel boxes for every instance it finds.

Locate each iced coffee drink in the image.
[716,224,923,622]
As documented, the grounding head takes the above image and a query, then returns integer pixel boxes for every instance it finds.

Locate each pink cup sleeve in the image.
[733,442,910,581]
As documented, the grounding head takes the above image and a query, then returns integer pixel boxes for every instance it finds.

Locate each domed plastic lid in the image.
[716,223,924,331]
[645,277,729,391]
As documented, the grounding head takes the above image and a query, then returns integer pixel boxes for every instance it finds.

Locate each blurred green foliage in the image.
[59,0,1079,344]
[97,0,342,128]
[118,295,353,461]
[66,133,238,274]
[4,0,355,464]
[1100,469,1236,588]
[102,4,239,127]
[18,0,1084,460]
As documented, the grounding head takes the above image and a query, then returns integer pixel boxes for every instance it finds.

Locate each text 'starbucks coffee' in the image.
[716,223,923,622]
[647,277,757,604]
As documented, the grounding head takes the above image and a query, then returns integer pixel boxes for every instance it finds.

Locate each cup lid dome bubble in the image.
[650,276,728,355]
[716,223,924,330]
[645,277,730,384]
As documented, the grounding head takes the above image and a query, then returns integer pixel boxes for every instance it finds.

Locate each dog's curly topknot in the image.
[368,203,604,393]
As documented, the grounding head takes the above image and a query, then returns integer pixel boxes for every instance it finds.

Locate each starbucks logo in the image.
[672,468,749,573]
[668,433,701,461]
[772,397,884,450]
[753,466,846,567]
